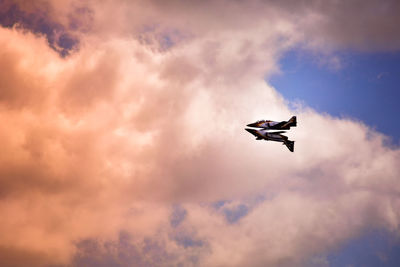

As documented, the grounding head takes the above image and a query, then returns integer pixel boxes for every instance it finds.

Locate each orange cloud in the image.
[1,1,400,266]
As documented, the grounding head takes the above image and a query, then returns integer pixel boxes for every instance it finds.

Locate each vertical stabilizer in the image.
[289,116,297,127]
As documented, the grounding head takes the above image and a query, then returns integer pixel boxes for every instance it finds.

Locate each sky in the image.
[270,50,400,144]
[0,1,400,266]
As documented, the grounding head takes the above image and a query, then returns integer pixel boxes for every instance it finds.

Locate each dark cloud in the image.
[71,231,204,267]
[72,233,170,267]
[0,0,93,56]
[270,0,400,51]
[143,0,400,52]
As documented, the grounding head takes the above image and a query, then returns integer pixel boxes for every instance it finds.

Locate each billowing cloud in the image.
[1,0,400,266]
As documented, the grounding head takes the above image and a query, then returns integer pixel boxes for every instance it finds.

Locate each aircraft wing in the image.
[269,131,286,135]
[245,128,265,139]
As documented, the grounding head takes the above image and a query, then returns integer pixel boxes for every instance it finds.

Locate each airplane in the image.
[245,128,294,152]
[246,116,297,130]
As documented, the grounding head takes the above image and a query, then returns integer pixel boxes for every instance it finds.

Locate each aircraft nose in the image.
[247,123,257,127]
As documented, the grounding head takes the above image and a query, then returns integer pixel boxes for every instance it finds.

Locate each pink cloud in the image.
[0,1,400,266]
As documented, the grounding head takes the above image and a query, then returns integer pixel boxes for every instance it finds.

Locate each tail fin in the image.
[289,116,297,127]
[284,140,294,152]
[280,116,297,129]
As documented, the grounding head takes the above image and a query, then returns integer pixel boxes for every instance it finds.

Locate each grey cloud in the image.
[0,0,93,56]
[72,234,170,267]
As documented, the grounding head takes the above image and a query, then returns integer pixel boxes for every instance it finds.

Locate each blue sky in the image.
[270,50,400,145]
[326,229,400,267]
[271,49,400,266]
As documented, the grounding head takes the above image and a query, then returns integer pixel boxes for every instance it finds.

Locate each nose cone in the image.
[245,128,257,134]
[247,122,258,127]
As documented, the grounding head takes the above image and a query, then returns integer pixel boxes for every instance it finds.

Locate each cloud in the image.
[0,1,400,266]
[0,0,86,56]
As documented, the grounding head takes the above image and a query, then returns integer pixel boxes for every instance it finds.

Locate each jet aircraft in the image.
[247,116,296,130]
[245,128,295,152]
